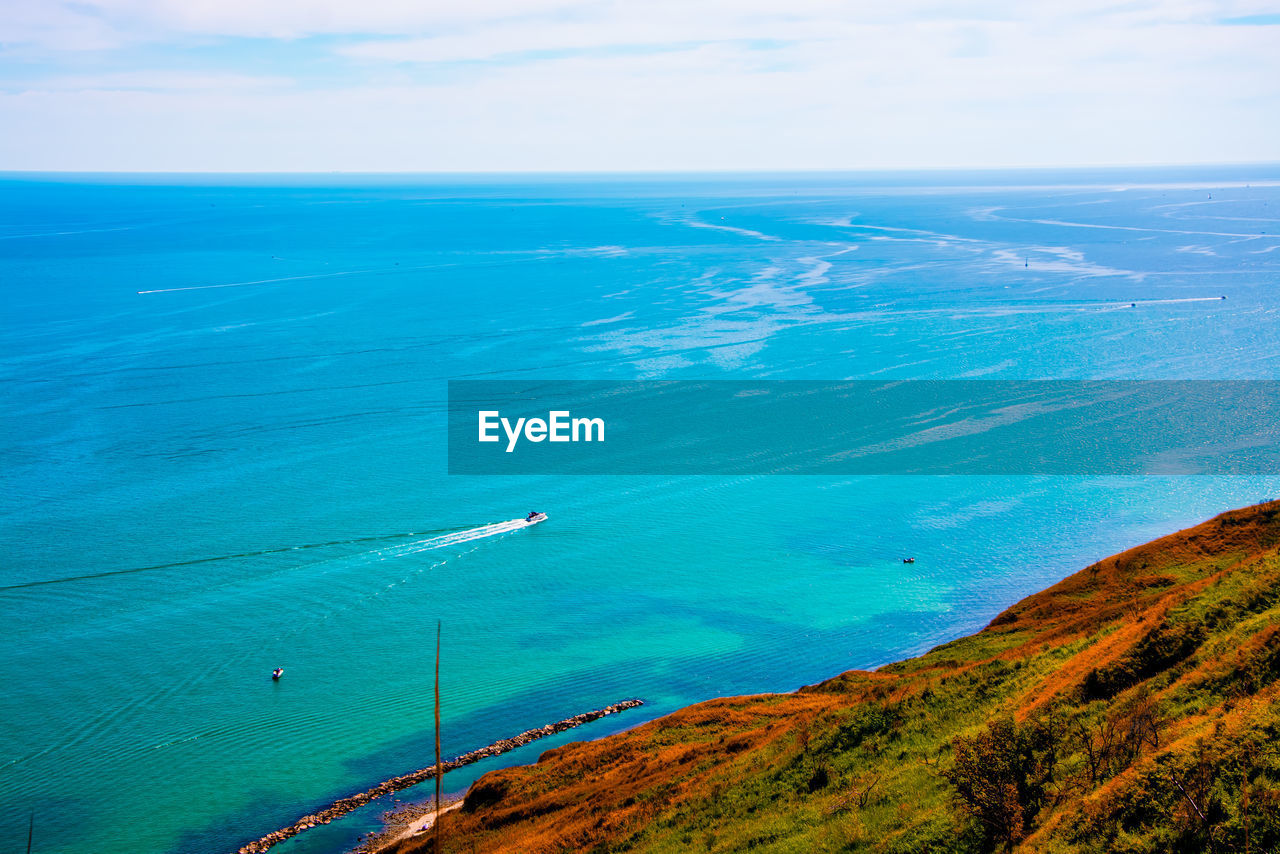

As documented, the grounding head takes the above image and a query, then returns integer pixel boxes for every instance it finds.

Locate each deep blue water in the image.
[2,168,1279,854]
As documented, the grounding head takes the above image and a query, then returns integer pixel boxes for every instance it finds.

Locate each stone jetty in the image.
[235,698,645,854]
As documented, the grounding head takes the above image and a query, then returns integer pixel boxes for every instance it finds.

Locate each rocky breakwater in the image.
[235,698,645,854]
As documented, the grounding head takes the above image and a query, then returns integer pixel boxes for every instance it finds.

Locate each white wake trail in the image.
[1132,296,1228,305]
[375,519,537,558]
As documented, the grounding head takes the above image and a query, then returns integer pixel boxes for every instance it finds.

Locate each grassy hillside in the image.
[393,500,1280,854]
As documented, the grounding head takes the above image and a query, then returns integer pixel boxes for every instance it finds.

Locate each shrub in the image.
[944,717,1052,853]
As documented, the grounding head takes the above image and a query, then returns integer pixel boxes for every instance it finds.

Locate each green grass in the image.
[388,502,1280,854]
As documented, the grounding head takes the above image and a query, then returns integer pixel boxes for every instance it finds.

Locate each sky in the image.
[0,0,1278,172]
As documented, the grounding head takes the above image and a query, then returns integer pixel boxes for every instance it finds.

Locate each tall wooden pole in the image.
[1243,766,1250,854]
[435,620,442,854]
[27,811,33,854]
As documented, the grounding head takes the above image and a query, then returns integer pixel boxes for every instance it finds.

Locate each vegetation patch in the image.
[385,501,1280,854]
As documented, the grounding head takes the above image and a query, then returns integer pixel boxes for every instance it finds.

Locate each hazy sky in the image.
[1,0,1278,172]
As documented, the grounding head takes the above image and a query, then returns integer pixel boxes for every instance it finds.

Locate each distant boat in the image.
[525,511,548,525]
[272,668,284,680]
[902,557,915,564]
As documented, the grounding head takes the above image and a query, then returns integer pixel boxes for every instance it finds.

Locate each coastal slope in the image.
[391,500,1280,854]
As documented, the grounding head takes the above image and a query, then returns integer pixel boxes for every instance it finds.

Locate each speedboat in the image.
[525,511,548,524]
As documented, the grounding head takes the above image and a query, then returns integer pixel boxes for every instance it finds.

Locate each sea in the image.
[2,167,1279,854]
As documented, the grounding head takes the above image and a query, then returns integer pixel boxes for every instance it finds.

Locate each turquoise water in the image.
[2,169,1280,854]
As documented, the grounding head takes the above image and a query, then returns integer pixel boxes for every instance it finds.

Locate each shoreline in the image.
[352,798,465,854]
[234,698,644,854]
[381,501,1280,853]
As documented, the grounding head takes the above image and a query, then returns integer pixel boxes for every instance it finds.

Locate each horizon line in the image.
[3,160,1280,178]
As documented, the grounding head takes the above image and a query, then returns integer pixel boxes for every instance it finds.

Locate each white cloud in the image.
[52,0,593,41]
[3,0,1257,48]
[22,71,292,93]
[1,1,127,51]
[1,0,1277,170]
[6,0,1280,51]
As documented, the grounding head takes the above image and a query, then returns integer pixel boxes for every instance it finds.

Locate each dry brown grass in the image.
[388,500,1280,854]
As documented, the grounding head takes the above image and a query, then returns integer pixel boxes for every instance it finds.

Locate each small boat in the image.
[902,557,915,564]
[272,668,284,680]
[525,511,548,524]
